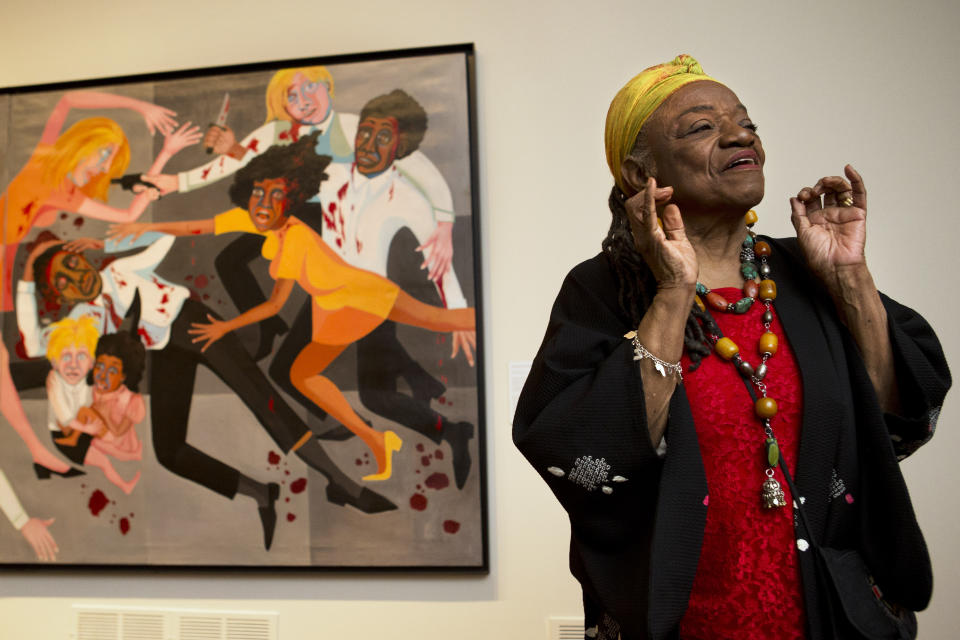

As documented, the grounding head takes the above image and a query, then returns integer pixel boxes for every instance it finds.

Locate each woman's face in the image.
[53,344,93,385]
[285,72,332,125]
[248,178,290,231]
[94,354,125,393]
[48,251,102,303]
[71,144,118,187]
[639,81,764,214]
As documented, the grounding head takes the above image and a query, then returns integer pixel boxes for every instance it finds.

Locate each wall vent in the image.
[72,605,278,640]
[547,615,584,640]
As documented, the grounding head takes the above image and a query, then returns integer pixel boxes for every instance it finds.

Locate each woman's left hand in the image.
[790,164,868,286]
[188,314,230,352]
[139,102,178,136]
[161,122,203,157]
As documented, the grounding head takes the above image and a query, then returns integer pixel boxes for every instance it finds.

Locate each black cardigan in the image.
[513,238,950,640]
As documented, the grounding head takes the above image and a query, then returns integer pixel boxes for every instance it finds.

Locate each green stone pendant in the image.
[732,297,755,314]
[741,262,759,280]
[765,437,780,467]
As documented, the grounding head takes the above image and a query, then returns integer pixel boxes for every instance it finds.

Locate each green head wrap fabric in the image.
[604,54,719,193]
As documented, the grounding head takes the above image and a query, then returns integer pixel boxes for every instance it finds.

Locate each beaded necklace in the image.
[693,210,788,510]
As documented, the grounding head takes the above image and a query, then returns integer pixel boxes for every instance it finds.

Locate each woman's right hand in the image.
[107,222,152,242]
[625,177,698,291]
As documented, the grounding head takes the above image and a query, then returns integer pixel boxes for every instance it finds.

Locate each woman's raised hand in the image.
[790,165,868,285]
[162,122,203,157]
[138,101,178,136]
[625,177,698,291]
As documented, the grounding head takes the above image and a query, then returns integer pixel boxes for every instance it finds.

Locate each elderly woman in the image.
[513,55,950,640]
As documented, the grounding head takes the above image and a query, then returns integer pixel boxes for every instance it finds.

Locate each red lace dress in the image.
[677,287,807,640]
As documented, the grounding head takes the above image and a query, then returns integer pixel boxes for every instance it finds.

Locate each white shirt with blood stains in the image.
[17,233,189,356]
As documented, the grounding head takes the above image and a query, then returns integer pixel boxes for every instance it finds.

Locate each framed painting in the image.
[0,44,486,570]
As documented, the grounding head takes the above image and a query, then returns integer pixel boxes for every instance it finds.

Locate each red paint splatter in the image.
[409,494,428,511]
[440,375,448,384]
[247,138,260,152]
[425,472,449,490]
[435,450,444,460]
[73,217,85,228]
[88,490,108,516]
[160,293,169,304]
[201,167,212,180]
[416,443,425,452]
[119,518,130,535]
[285,497,290,503]
[355,458,363,466]
[129,513,134,517]
[438,396,447,405]
[194,274,209,288]
[443,520,461,534]
[337,182,349,200]
[421,456,431,467]
[284,470,290,476]
[267,451,281,465]
[60,213,68,220]
[286,513,296,522]
[202,293,210,300]
[435,416,443,432]
[268,396,275,412]
[137,327,156,347]
[184,274,193,281]
[290,477,307,494]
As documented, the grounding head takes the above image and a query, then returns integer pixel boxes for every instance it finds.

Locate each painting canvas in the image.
[0,44,486,569]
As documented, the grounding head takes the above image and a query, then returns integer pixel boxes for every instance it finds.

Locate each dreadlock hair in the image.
[228,130,331,212]
[359,89,428,158]
[601,136,713,371]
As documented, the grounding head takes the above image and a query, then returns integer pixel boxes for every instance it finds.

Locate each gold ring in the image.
[839,195,854,207]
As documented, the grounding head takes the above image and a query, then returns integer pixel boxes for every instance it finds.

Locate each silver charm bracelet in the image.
[624,331,683,381]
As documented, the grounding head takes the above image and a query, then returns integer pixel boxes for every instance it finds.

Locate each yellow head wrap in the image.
[604,54,720,193]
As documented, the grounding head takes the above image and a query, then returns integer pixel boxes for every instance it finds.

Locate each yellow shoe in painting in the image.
[362,431,403,481]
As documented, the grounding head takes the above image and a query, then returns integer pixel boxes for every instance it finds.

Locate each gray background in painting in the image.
[0,52,482,568]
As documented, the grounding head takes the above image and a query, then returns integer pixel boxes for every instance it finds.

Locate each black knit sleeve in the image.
[512,255,664,541]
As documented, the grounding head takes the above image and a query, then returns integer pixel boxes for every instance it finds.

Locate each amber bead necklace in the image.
[693,210,788,510]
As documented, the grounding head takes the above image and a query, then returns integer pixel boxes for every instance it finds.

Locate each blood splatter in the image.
[267,451,281,465]
[440,375,448,384]
[355,458,363,466]
[60,213,68,220]
[284,470,290,476]
[88,490,108,516]
[421,456,431,467]
[409,494,428,511]
[290,478,307,494]
[119,518,130,535]
[286,513,296,522]
[247,139,260,152]
[194,274,209,288]
[435,450,444,460]
[443,520,461,534]
[268,396,275,412]
[73,217,84,228]
[185,274,193,280]
[425,473,449,490]
[285,497,290,503]
[416,443,425,452]
[438,397,447,405]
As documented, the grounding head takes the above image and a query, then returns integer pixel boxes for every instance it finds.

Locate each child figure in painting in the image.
[77,332,147,463]
[44,318,141,494]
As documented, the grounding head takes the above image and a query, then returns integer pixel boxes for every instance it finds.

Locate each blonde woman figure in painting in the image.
[513,55,950,639]
[1,90,200,477]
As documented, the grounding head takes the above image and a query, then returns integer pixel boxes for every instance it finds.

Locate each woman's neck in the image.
[683,213,750,289]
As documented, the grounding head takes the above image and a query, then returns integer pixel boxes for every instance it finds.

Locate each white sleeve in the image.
[0,468,29,530]
[395,151,456,223]
[105,233,175,272]
[47,373,75,427]
[396,193,468,310]
[16,280,46,358]
[177,121,282,193]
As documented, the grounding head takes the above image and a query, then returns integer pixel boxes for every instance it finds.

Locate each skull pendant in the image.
[761,477,787,509]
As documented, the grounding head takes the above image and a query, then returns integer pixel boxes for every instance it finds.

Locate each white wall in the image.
[2,0,959,637]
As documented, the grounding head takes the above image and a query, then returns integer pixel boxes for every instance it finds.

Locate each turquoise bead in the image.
[696,282,709,295]
[765,438,780,467]
[741,262,759,280]
[742,234,755,248]
[732,297,755,314]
